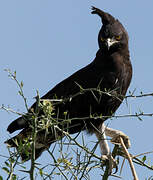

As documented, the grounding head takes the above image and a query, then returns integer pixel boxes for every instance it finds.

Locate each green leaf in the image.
[142,155,146,163]
[39,168,43,176]
[4,161,10,167]
[14,71,16,78]
[18,90,22,96]
[2,167,9,174]
[12,174,17,180]
[9,157,15,164]
[21,81,24,88]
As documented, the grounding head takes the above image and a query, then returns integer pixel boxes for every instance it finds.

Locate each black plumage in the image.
[5,7,132,161]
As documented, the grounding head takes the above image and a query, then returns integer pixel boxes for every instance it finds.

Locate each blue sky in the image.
[1,0,153,179]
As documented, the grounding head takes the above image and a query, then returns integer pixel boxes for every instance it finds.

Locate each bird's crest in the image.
[91,6,115,25]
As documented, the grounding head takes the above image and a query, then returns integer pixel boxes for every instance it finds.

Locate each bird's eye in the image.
[115,35,121,40]
[100,37,105,42]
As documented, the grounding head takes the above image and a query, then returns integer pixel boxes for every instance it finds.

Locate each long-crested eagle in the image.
[5,7,132,171]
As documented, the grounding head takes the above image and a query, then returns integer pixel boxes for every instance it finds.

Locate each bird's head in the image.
[91,7,129,52]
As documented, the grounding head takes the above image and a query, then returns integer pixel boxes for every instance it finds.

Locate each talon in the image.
[110,131,131,149]
[101,154,118,175]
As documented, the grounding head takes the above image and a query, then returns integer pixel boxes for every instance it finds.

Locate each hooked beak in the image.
[105,38,118,50]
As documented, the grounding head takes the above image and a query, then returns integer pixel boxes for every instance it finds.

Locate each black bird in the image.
[5,7,132,165]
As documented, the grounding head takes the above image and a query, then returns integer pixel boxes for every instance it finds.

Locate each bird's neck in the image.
[95,46,130,63]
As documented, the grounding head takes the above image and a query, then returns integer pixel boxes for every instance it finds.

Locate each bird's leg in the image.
[95,123,117,174]
[104,125,131,149]
[95,123,110,156]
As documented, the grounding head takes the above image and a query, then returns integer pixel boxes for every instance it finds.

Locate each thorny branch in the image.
[4,69,29,111]
[119,137,138,180]
[1,70,153,179]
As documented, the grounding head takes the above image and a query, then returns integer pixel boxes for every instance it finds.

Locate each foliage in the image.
[1,70,153,180]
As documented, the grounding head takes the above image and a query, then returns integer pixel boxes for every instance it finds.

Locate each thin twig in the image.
[47,149,69,180]
[0,105,24,116]
[132,157,153,171]
[54,126,102,161]
[114,148,153,171]
[133,151,153,158]
[120,158,125,175]
[119,137,139,180]
[126,92,153,98]
[5,69,29,111]
[29,91,40,179]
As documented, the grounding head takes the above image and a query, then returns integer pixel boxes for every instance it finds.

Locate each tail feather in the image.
[5,128,54,161]
[7,117,28,133]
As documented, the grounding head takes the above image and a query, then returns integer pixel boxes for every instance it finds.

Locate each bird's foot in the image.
[110,131,131,149]
[101,154,118,175]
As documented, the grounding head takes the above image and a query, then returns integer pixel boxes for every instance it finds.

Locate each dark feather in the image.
[5,7,132,161]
